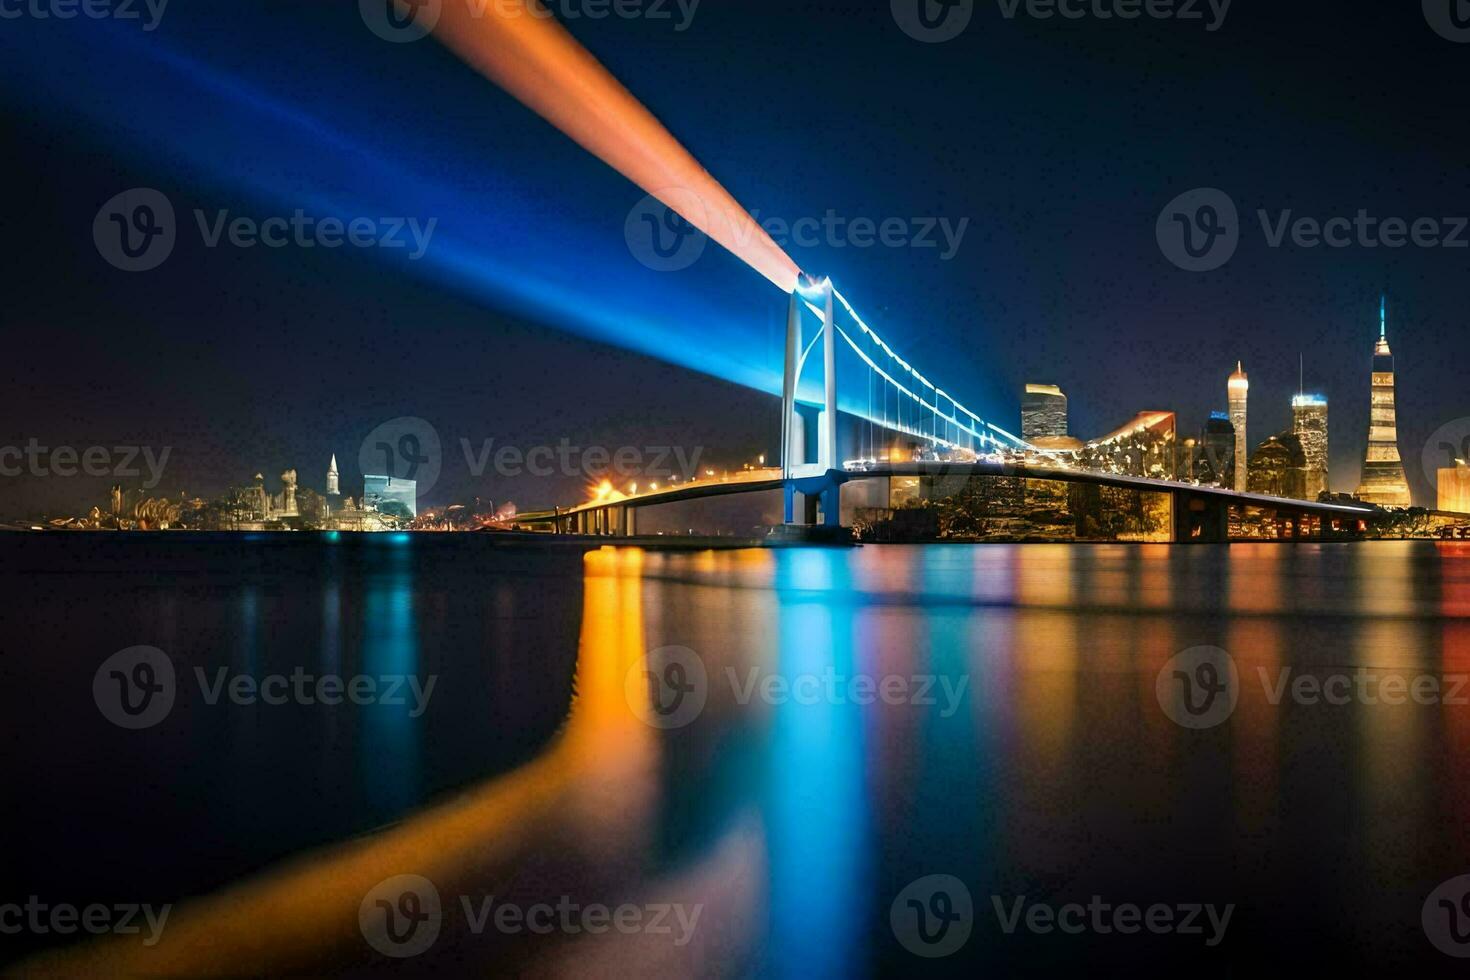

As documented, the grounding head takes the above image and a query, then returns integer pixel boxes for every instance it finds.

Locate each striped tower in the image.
[1355,296,1412,508]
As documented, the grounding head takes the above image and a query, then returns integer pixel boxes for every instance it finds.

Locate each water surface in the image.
[4,535,1470,975]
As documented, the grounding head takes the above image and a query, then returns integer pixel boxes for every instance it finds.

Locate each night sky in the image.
[2,1,1467,516]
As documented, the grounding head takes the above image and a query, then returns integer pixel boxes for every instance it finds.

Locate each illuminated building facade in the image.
[363,474,418,518]
[1440,460,1470,514]
[1248,432,1309,501]
[1228,362,1249,492]
[1291,394,1329,501]
[1355,297,1412,508]
[1021,384,1068,442]
[1081,411,1178,479]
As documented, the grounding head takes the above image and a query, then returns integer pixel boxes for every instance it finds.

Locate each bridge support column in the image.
[782,292,802,482]
[1173,491,1230,544]
[820,482,841,528]
[821,280,837,472]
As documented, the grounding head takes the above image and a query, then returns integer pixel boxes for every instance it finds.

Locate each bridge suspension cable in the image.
[797,285,1030,458]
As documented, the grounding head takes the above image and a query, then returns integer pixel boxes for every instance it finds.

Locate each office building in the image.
[1292,394,1329,501]
[1021,384,1068,442]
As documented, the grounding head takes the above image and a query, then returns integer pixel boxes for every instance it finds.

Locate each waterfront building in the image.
[1021,384,1068,442]
[1228,362,1249,492]
[1440,460,1470,514]
[1355,296,1412,508]
[1292,394,1330,501]
[326,454,340,497]
[363,474,418,518]
[1248,432,1309,501]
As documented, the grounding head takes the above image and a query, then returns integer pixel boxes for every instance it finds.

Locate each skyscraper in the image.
[1355,296,1412,508]
[1292,394,1329,501]
[1198,412,1236,488]
[1248,432,1309,500]
[326,454,340,497]
[1021,384,1068,442]
[1228,362,1249,492]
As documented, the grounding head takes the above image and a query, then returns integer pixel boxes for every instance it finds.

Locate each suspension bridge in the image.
[421,1,1383,543]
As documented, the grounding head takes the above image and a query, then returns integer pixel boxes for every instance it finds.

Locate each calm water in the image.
[5,534,1470,976]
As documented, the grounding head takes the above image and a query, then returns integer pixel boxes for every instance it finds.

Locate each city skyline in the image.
[4,6,1469,519]
[8,5,1470,976]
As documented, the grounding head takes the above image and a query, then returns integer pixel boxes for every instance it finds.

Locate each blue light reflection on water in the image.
[360,544,422,821]
[765,549,871,978]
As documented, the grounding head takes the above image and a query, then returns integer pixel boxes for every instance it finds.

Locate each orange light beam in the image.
[426,0,802,294]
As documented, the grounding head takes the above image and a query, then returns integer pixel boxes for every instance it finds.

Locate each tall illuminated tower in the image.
[1355,296,1412,507]
[1228,362,1249,492]
[326,454,340,496]
[1292,394,1329,501]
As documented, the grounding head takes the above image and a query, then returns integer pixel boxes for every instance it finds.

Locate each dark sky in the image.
[1,1,1467,516]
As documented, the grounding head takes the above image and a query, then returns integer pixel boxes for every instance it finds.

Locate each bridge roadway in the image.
[529,461,1379,541]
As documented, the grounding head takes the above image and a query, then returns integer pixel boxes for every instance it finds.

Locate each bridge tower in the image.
[781,276,843,526]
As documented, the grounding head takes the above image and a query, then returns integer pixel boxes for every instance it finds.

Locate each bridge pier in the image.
[784,471,847,528]
[1173,490,1230,544]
